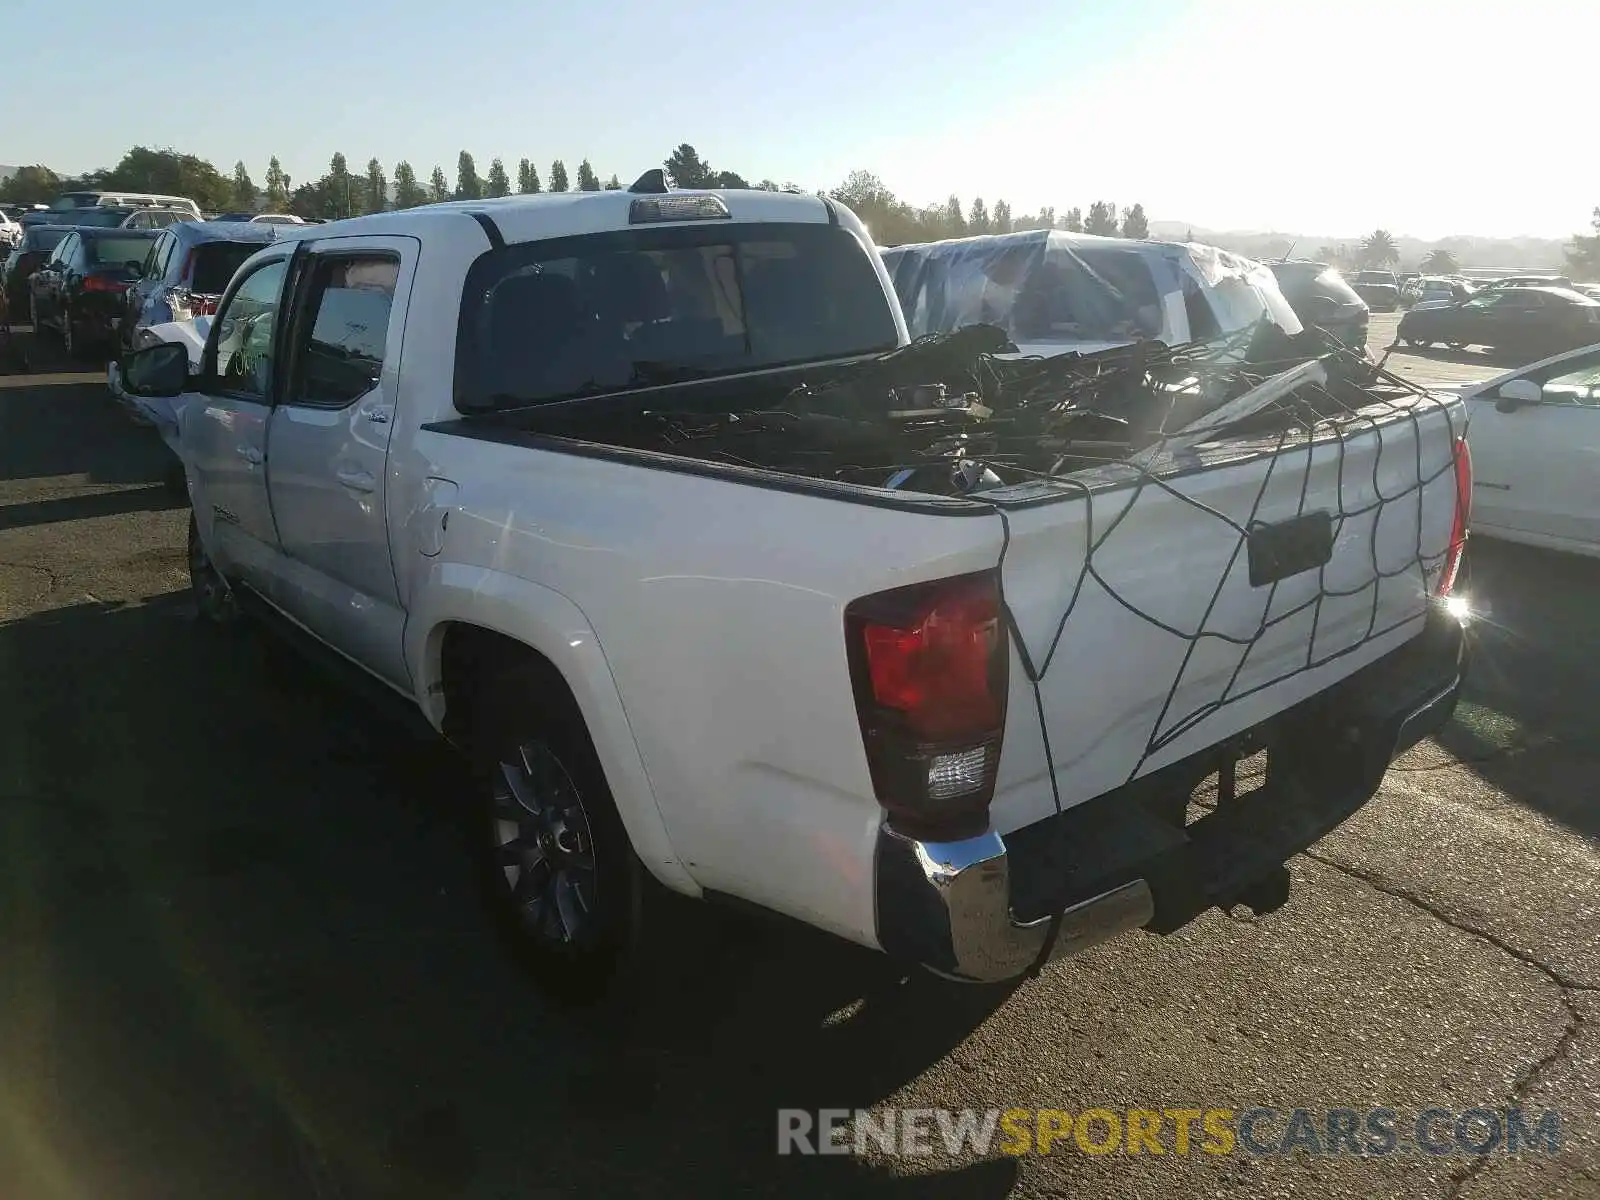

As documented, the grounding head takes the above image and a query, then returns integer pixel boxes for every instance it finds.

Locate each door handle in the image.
[237,445,263,465]
[336,467,376,492]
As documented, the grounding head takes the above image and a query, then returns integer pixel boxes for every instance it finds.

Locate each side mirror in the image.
[1495,378,1541,413]
[121,342,190,398]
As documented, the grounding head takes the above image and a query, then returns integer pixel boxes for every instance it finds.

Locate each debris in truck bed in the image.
[510,319,1438,498]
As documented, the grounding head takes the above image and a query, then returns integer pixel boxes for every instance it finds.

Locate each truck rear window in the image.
[455,223,899,410]
[191,242,264,294]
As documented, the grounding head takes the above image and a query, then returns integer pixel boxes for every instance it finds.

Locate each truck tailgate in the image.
[988,392,1467,832]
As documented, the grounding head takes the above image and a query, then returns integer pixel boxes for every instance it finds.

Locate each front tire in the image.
[467,664,657,1005]
[188,513,242,627]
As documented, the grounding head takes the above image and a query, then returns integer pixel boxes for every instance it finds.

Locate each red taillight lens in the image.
[180,248,196,283]
[82,275,128,293]
[189,294,219,316]
[846,572,1008,839]
[1436,436,1472,597]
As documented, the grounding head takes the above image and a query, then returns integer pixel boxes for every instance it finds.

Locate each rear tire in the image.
[465,662,660,1006]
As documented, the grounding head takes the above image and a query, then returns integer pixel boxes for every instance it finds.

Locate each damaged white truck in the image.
[119,177,1473,1001]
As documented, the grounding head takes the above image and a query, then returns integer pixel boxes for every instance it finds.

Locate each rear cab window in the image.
[190,241,267,294]
[284,254,400,407]
[454,222,898,410]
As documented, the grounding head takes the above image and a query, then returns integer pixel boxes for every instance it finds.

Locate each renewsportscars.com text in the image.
[778,1106,1564,1158]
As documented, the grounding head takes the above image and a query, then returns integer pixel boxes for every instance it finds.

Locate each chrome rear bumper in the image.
[874,606,1466,984]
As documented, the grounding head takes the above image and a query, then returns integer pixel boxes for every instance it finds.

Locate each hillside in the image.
[1148,220,1566,271]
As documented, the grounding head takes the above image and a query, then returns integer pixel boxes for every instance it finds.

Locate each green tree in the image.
[709,170,748,188]
[968,197,990,234]
[392,161,425,209]
[992,199,1012,234]
[0,165,62,205]
[231,161,257,210]
[264,157,289,209]
[429,166,449,203]
[756,179,781,191]
[486,158,510,198]
[548,159,570,192]
[455,152,481,200]
[103,146,232,210]
[604,174,621,190]
[576,159,601,191]
[1063,206,1083,233]
[323,153,354,217]
[1120,203,1149,239]
[943,195,967,236]
[364,158,387,214]
[1564,208,1600,279]
[517,158,540,194]
[1359,228,1399,267]
[1084,201,1119,236]
[664,143,713,188]
[1420,247,1460,274]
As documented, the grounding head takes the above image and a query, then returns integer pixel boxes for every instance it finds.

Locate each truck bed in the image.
[415,328,1466,941]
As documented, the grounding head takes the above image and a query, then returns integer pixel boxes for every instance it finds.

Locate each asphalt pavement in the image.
[1,327,1596,1200]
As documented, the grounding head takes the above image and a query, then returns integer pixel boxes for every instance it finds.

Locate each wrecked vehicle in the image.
[881,230,1302,359]
[119,181,1472,1002]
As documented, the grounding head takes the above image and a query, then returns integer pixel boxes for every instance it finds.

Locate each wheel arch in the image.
[407,565,699,897]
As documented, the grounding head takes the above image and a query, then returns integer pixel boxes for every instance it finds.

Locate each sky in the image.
[6,0,1595,241]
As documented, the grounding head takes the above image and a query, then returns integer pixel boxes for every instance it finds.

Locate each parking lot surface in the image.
[1,328,1596,1199]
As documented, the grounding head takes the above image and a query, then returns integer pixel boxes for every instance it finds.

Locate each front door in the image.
[1468,347,1600,552]
[184,254,292,589]
[263,237,417,688]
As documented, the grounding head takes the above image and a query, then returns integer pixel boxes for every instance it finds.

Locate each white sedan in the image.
[1453,342,1600,558]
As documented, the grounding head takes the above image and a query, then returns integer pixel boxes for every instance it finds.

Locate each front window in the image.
[1543,361,1600,405]
[456,223,899,410]
[209,259,289,400]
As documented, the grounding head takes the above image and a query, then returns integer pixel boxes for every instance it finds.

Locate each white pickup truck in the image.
[119,178,1473,1001]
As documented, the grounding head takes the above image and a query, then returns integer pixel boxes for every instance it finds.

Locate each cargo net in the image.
[746,320,1470,791]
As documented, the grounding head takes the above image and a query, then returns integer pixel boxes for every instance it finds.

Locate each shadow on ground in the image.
[0,595,1021,1199]
[1430,538,1600,841]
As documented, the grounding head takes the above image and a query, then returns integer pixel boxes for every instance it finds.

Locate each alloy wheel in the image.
[492,741,598,946]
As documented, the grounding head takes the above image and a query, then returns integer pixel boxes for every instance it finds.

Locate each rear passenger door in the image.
[263,236,417,689]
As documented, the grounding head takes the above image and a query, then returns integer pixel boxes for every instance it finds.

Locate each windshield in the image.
[456,223,899,410]
[191,242,265,293]
[50,193,102,210]
[85,236,157,271]
[67,209,133,228]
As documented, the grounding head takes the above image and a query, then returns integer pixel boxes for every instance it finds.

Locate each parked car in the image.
[0,209,22,249]
[881,231,1302,357]
[1349,270,1401,312]
[117,184,1469,1000]
[47,190,202,219]
[115,220,281,353]
[1443,341,1600,558]
[1401,276,1477,310]
[3,225,71,315]
[211,212,306,225]
[1477,274,1572,293]
[1266,261,1369,350]
[1398,286,1600,358]
[27,228,160,357]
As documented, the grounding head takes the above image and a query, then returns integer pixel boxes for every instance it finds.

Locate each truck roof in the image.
[271,188,837,248]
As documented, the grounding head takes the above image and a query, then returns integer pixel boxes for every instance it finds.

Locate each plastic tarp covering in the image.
[881,231,1299,350]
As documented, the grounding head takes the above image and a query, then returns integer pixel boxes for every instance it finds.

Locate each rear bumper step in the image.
[875,604,1467,982]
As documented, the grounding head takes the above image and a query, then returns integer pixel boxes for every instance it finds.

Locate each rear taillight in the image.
[1436,436,1472,597]
[82,275,127,292]
[845,572,1008,840]
[180,248,197,283]
[190,295,219,316]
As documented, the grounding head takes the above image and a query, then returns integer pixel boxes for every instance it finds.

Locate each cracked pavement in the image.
[0,332,1595,1199]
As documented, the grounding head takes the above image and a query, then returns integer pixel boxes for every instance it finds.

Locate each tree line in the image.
[0,144,1153,244]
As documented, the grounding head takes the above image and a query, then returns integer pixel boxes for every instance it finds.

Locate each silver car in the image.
[117,220,281,350]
